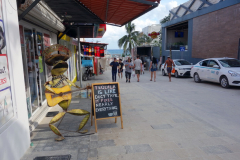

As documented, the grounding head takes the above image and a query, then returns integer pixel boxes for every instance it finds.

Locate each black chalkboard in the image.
[92,83,121,119]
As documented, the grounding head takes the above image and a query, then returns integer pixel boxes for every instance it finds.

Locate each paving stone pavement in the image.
[21,69,240,160]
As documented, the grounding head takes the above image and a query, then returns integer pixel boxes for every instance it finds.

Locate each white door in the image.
[206,60,220,82]
[198,60,209,80]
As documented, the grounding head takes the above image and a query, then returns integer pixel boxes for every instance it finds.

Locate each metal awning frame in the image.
[18,0,41,21]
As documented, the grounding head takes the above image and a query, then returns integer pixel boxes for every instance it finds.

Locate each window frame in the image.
[208,60,220,68]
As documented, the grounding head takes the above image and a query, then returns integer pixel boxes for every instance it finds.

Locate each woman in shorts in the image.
[149,57,157,82]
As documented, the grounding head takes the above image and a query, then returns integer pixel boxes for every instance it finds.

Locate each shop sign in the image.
[0,55,10,89]
[148,31,159,39]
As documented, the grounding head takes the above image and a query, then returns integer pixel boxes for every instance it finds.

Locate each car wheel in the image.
[82,74,88,81]
[162,70,166,76]
[220,76,229,88]
[194,73,201,83]
[174,71,179,78]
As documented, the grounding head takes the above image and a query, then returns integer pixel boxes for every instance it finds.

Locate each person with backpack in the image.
[149,57,158,82]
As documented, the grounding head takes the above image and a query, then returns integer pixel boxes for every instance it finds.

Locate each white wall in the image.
[0,0,30,160]
[142,24,161,35]
[142,24,161,45]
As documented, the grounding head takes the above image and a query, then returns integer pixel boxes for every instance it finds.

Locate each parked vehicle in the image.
[191,58,240,88]
[161,59,193,78]
[82,66,93,81]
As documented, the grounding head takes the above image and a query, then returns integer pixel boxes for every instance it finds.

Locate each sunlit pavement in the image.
[22,69,240,160]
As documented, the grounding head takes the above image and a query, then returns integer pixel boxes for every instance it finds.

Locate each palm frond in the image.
[118,35,128,48]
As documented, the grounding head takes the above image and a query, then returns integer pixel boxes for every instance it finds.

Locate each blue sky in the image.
[86,0,187,49]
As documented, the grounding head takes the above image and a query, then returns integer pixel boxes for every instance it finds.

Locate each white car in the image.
[161,59,193,78]
[191,58,240,88]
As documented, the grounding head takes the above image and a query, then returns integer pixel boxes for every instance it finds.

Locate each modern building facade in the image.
[161,0,240,64]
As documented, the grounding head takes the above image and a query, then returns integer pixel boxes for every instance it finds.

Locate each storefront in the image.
[18,0,65,131]
[80,42,108,78]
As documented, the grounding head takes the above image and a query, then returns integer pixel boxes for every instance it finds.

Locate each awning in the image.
[59,23,106,38]
[44,0,160,26]
[19,0,65,33]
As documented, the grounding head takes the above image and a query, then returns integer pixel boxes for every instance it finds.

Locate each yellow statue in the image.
[43,44,90,141]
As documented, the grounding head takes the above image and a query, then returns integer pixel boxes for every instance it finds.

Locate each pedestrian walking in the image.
[164,56,175,82]
[141,57,145,74]
[110,58,119,82]
[149,57,157,82]
[118,59,124,79]
[124,57,133,83]
[134,55,142,82]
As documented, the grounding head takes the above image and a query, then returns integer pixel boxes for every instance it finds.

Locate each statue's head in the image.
[51,60,68,75]
[43,44,72,66]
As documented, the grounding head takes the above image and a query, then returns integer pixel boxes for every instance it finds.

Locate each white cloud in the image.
[166,1,178,10]
[86,1,178,49]
[133,19,158,32]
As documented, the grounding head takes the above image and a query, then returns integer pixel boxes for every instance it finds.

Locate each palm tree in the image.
[118,22,139,56]
[137,32,152,46]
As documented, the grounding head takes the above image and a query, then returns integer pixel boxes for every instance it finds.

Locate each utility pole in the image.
[77,27,82,87]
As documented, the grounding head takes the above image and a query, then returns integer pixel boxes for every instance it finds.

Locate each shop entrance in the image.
[21,27,46,118]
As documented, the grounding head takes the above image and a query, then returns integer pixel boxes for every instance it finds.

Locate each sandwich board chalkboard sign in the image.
[91,82,123,132]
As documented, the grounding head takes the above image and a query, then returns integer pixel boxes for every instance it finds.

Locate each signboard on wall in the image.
[0,55,14,128]
[0,0,15,128]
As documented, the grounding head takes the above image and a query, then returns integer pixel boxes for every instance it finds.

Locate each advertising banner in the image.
[0,87,14,127]
[0,0,14,128]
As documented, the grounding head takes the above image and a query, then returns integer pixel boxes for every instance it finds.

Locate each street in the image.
[22,70,240,160]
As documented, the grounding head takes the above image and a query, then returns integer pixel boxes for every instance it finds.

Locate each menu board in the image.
[93,83,120,118]
[91,82,123,132]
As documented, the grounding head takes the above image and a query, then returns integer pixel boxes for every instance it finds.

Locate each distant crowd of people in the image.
[109,55,175,82]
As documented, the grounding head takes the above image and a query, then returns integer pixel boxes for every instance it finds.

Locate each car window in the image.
[208,60,219,67]
[201,60,208,66]
[219,59,240,67]
[175,60,191,66]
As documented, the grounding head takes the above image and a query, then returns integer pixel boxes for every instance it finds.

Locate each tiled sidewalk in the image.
[21,71,240,160]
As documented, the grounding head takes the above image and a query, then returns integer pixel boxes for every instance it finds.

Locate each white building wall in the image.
[0,0,30,160]
[142,24,161,45]
[142,24,161,35]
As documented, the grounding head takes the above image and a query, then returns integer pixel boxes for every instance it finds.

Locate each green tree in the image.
[137,32,152,46]
[118,22,139,56]
[160,13,171,24]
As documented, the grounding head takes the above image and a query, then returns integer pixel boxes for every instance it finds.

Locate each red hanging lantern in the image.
[95,46,100,57]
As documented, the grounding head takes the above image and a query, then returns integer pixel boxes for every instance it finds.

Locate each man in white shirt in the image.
[134,55,142,82]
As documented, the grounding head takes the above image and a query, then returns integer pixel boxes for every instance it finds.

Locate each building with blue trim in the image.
[161,0,240,64]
